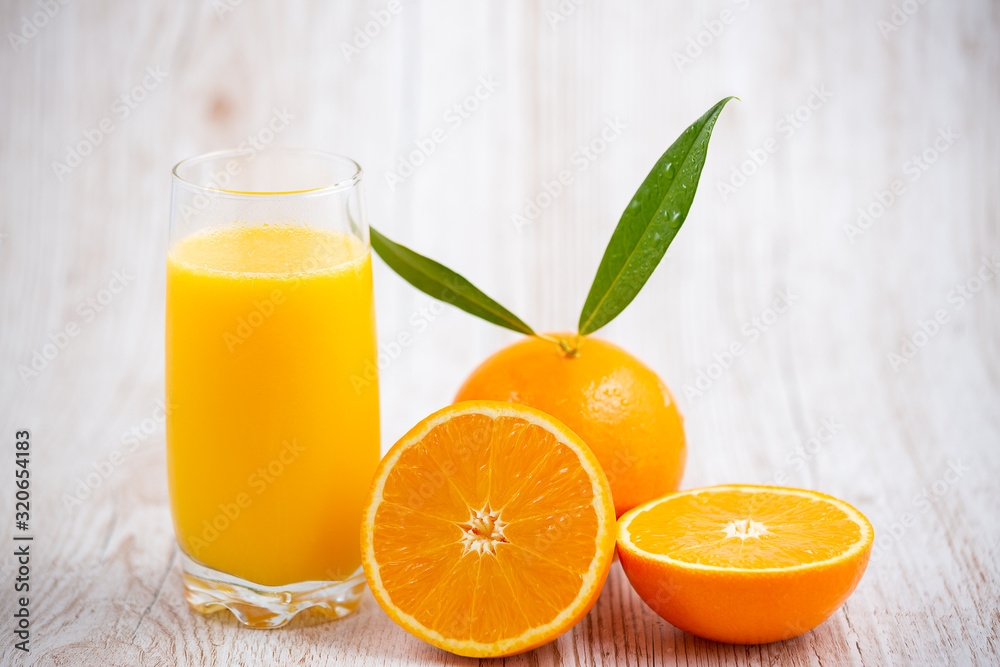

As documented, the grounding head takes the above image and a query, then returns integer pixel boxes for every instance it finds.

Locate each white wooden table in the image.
[2,1,998,664]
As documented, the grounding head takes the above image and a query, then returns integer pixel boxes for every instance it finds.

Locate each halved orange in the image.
[617,485,873,644]
[360,401,617,657]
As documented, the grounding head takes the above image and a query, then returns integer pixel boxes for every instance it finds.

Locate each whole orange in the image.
[454,333,686,517]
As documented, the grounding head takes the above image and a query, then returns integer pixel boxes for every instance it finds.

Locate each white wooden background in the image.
[2,1,998,665]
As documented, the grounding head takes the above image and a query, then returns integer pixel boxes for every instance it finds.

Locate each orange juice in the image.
[166,223,379,586]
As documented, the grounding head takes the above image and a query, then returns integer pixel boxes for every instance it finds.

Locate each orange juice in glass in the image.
[167,148,379,627]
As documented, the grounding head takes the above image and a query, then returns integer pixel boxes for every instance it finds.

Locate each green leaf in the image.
[578,97,736,336]
[369,226,536,336]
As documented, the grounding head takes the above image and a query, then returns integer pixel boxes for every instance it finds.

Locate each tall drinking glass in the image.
[167,148,379,628]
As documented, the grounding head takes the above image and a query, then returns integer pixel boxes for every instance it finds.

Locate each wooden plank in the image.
[1,0,998,664]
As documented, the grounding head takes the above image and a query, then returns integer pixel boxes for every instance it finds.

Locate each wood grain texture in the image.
[2,0,998,665]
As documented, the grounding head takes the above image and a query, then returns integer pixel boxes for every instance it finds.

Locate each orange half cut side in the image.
[361,401,616,657]
[617,485,874,644]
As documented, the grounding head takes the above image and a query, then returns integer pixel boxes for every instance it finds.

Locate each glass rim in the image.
[171,146,363,199]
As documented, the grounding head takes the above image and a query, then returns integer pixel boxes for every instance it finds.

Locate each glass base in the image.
[179,551,366,628]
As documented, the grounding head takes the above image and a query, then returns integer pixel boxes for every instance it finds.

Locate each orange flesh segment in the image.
[627,488,863,569]
[370,412,602,642]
